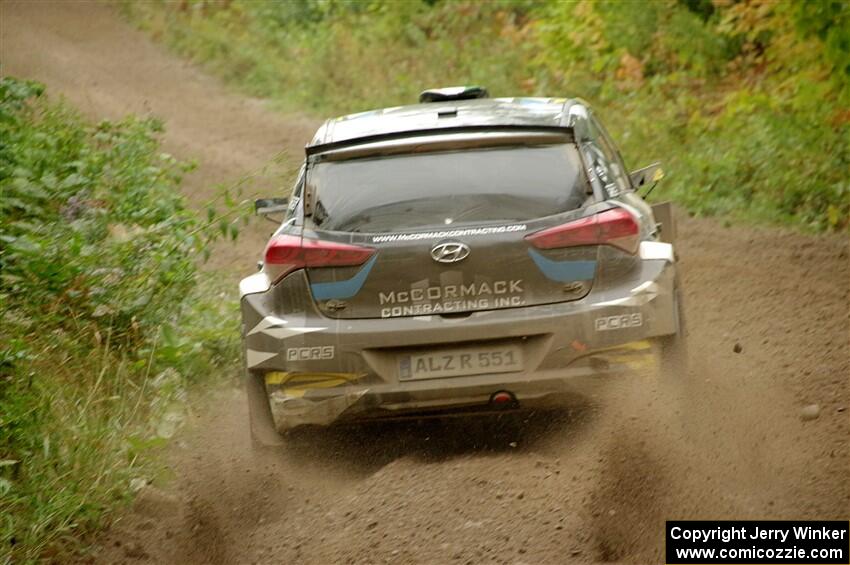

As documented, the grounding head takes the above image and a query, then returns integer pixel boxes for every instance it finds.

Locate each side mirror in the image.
[629,162,664,189]
[254,197,289,224]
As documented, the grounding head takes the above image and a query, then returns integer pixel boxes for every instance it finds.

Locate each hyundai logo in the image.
[430,242,470,263]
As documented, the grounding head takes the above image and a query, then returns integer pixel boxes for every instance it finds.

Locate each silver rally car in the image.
[241,86,685,444]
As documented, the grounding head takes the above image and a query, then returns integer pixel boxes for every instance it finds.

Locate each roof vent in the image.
[419,86,489,104]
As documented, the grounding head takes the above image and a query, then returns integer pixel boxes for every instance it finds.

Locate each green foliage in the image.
[790,0,850,82]
[122,0,532,114]
[123,0,849,232]
[533,0,849,229]
[0,77,239,562]
[1,80,197,342]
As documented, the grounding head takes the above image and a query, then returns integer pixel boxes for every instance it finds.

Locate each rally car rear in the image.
[239,93,683,442]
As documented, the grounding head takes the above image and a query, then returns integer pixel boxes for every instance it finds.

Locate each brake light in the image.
[264,235,375,281]
[525,208,640,254]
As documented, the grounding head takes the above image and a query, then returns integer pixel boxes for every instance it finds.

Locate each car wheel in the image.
[246,372,286,449]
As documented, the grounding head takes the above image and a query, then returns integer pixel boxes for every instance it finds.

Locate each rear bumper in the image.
[240,242,677,431]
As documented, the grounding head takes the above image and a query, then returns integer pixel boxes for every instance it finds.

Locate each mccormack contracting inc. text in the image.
[666,520,849,564]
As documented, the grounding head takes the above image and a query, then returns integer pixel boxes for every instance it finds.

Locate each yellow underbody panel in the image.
[591,340,657,373]
[264,371,366,397]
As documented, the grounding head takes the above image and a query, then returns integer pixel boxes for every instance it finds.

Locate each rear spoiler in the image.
[305,125,573,160]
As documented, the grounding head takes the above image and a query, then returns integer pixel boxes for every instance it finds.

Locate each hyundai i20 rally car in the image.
[241,86,685,444]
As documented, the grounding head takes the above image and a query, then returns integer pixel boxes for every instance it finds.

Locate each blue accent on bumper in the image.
[310,254,378,300]
[528,249,596,281]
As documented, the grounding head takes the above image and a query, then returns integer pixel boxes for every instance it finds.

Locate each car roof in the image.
[308,97,576,150]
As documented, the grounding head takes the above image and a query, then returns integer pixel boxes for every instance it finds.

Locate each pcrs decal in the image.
[595,313,643,332]
[287,346,335,361]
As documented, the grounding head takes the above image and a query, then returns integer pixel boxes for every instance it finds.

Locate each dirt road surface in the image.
[3,2,848,564]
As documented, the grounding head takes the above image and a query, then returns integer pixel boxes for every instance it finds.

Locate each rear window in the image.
[307,144,588,233]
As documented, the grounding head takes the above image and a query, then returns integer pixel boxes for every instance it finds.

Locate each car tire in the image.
[246,372,286,449]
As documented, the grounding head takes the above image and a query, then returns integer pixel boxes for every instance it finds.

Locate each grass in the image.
[0,77,244,562]
[1,282,239,563]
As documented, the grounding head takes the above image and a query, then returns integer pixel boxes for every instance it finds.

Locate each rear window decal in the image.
[371,224,526,243]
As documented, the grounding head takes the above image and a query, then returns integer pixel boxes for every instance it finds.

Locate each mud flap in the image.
[651,201,676,244]
[246,372,285,446]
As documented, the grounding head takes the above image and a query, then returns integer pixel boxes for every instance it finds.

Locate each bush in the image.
[0,77,239,562]
[123,0,849,232]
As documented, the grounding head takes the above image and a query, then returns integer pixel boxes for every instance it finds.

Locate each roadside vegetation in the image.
[0,77,241,562]
[123,0,849,231]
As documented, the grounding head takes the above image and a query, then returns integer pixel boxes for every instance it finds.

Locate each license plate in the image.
[398,344,524,381]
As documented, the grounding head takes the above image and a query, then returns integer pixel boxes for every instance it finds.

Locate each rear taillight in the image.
[525,208,640,254]
[264,235,375,281]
